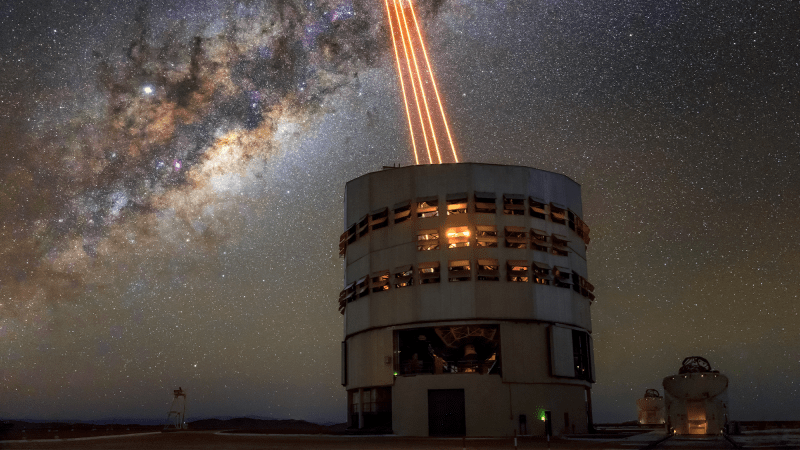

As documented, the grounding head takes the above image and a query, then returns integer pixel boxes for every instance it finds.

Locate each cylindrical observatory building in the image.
[338,163,595,437]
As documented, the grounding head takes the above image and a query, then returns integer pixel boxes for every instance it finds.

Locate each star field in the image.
[0,0,798,423]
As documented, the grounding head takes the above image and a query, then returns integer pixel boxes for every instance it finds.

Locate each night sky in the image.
[1,0,798,424]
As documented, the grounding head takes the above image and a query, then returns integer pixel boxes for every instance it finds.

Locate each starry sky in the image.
[1,0,798,424]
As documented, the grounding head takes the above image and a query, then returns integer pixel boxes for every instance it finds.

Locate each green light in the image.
[393,372,398,376]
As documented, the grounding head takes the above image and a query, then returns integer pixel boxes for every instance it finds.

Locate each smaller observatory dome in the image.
[662,357,729,435]
[636,389,665,426]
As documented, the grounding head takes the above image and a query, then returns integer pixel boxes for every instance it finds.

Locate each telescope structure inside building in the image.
[636,389,665,426]
[337,163,596,436]
[662,356,729,435]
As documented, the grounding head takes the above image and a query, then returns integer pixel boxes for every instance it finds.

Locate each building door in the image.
[428,389,466,436]
[686,401,707,434]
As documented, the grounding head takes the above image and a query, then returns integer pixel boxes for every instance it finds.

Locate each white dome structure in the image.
[662,356,729,435]
[337,163,596,437]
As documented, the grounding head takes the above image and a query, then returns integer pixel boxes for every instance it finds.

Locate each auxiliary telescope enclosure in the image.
[338,163,595,437]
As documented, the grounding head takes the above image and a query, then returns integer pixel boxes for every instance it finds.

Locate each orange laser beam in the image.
[393,0,433,164]
[407,0,458,162]
[398,0,442,164]
[385,0,419,165]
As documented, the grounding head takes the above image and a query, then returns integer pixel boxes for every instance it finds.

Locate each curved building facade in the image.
[338,163,595,437]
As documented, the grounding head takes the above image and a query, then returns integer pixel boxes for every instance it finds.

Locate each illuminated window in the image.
[476,225,497,248]
[551,234,569,257]
[448,260,471,282]
[371,270,390,293]
[504,226,527,249]
[474,192,496,214]
[503,194,525,215]
[477,258,499,281]
[532,262,551,285]
[417,229,440,251]
[531,229,549,252]
[530,197,547,220]
[418,262,441,284]
[446,193,468,215]
[550,203,567,225]
[370,207,388,231]
[394,264,414,288]
[355,275,369,298]
[357,215,369,237]
[417,196,439,218]
[553,266,572,288]
[394,200,411,224]
[507,260,529,282]
[446,226,471,248]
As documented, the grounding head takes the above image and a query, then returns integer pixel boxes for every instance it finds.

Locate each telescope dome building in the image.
[337,163,596,437]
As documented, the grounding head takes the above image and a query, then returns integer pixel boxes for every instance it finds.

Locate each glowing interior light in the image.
[384,0,458,164]
[446,228,470,239]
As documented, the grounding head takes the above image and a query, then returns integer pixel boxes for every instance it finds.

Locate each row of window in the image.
[337,259,595,314]
[415,226,571,256]
[339,192,591,257]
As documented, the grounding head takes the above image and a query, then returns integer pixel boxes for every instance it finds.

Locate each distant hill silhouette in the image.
[189,418,347,434]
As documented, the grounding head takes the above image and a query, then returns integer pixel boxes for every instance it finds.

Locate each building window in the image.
[394,265,414,288]
[349,387,392,429]
[551,234,569,257]
[474,192,496,214]
[394,200,411,224]
[573,330,592,381]
[532,261,551,285]
[476,225,497,248]
[550,203,567,225]
[507,260,529,282]
[477,258,499,281]
[446,193,468,215]
[371,270,390,293]
[338,288,349,314]
[448,260,471,282]
[530,197,547,220]
[357,215,369,238]
[567,210,576,231]
[553,266,572,288]
[355,275,369,298]
[417,196,439,218]
[397,326,501,376]
[370,207,388,231]
[575,215,591,245]
[338,230,348,257]
[417,229,440,251]
[578,275,596,301]
[505,226,527,249]
[503,194,525,215]
[446,226,471,248]
[531,229,549,252]
[418,262,441,284]
[343,282,356,302]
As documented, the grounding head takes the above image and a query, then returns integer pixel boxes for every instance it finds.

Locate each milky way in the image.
[1,0,798,423]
